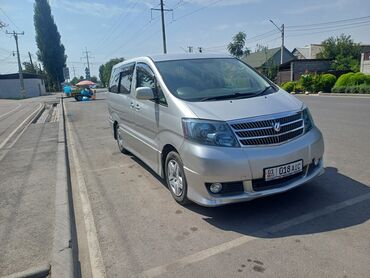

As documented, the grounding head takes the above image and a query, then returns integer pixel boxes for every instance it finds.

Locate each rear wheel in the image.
[115,125,128,154]
[165,151,189,205]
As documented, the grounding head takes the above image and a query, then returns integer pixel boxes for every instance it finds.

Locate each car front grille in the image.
[229,111,304,146]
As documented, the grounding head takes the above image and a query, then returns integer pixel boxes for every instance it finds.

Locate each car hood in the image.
[184,90,303,121]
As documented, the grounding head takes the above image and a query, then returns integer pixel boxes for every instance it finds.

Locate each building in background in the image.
[292,44,323,59]
[0,73,46,99]
[242,46,296,72]
[277,59,333,84]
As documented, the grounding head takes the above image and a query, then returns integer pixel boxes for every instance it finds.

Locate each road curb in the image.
[51,97,75,277]
[2,264,50,278]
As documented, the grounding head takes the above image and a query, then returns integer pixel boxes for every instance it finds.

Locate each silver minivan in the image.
[108,54,324,207]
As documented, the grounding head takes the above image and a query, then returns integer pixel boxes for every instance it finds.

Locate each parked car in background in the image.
[107,54,324,206]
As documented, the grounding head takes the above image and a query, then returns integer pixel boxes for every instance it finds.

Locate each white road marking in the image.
[0,103,42,151]
[139,192,370,278]
[0,103,22,120]
[64,102,107,278]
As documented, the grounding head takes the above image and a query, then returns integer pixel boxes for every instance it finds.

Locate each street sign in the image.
[63,67,70,80]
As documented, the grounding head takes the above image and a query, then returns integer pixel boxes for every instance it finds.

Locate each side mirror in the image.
[109,85,118,93]
[136,87,155,100]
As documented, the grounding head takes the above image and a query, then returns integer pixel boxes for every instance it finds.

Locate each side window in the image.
[109,68,120,93]
[136,63,167,105]
[118,64,134,94]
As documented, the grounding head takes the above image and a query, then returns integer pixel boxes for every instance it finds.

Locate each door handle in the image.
[130,102,135,109]
[135,104,140,111]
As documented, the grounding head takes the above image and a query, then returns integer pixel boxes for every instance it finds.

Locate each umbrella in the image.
[76,80,96,86]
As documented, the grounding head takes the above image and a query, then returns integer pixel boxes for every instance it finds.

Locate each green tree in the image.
[70,77,79,85]
[227,32,251,58]
[22,62,37,74]
[99,58,124,87]
[34,0,67,91]
[318,34,361,72]
[90,76,98,83]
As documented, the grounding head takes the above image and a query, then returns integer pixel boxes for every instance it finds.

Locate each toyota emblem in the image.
[273,122,281,132]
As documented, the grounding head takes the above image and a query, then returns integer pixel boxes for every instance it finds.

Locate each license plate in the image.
[264,160,303,181]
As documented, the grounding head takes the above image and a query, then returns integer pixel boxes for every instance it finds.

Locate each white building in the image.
[0,73,46,99]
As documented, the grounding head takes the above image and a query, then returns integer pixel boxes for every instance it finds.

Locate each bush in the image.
[281,81,295,92]
[359,84,370,94]
[300,74,314,92]
[366,75,370,85]
[320,74,336,92]
[332,84,370,94]
[347,72,367,86]
[331,86,346,93]
[335,72,354,87]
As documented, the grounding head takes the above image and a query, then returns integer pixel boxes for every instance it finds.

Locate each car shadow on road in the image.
[128,155,370,238]
[184,167,370,238]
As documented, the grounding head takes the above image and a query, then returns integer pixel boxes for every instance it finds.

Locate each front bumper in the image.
[180,127,324,206]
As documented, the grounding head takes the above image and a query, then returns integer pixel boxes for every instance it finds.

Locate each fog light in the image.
[314,158,320,166]
[210,183,223,194]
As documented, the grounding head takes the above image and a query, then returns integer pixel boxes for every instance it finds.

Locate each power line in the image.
[170,0,223,23]
[0,8,21,32]
[286,19,370,32]
[286,22,370,38]
[93,1,140,52]
[286,15,370,29]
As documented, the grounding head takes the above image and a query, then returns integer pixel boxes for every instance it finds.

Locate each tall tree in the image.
[318,34,361,72]
[34,0,67,90]
[99,58,124,87]
[227,32,251,58]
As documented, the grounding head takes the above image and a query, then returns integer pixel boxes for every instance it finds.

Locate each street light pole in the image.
[269,20,284,64]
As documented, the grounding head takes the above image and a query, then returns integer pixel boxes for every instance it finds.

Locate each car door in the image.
[108,63,137,151]
[131,62,167,172]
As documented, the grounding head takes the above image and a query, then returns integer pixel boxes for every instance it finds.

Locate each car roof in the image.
[148,53,232,62]
[112,53,234,70]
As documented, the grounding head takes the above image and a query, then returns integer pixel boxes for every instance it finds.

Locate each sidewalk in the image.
[0,119,58,276]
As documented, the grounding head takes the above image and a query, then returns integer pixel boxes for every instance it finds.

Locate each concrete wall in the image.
[0,78,46,99]
[291,60,332,80]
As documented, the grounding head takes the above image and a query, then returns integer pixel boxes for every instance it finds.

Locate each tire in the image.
[165,151,190,205]
[115,125,128,154]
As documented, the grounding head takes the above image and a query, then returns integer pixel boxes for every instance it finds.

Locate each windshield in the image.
[155,58,275,102]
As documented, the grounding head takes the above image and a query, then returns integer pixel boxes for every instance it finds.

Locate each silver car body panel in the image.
[107,54,325,206]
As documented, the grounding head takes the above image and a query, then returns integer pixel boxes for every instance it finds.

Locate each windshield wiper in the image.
[254,85,274,96]
[200,92,254,102]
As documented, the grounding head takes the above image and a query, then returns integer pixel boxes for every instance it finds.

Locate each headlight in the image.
[182,118,239,147]
[302,108,314,133]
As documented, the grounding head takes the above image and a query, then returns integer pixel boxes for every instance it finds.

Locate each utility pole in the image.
[151,0,173,54]
[269,20,284,64]
[81,47,92,79]
[72,66,76,78]
[28,52,35,72]
[6,30,26,98]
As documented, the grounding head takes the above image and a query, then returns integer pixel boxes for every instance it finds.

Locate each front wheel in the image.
[165,151,190,205]
[115,125,128,154]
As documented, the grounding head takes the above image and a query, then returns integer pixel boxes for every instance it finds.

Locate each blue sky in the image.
[1,0,370,78]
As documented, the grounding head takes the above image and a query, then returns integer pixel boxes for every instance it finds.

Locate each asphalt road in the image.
[65,93,370,278]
